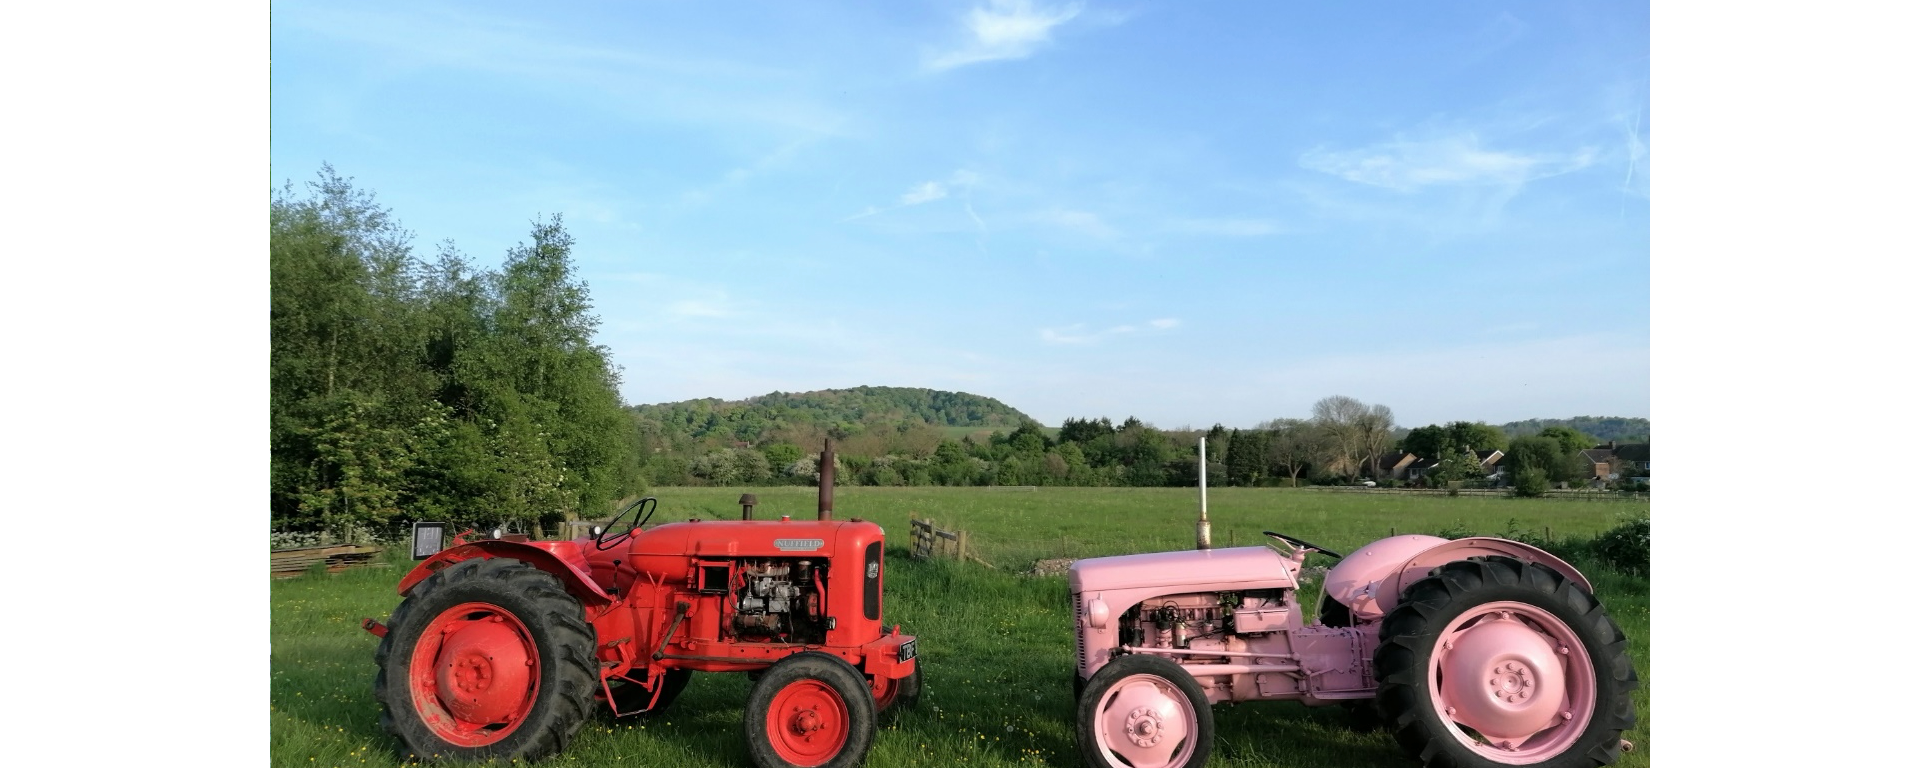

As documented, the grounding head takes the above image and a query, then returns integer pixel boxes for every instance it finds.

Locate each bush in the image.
[1592,515,1650,576]
[1511,467,1549,497]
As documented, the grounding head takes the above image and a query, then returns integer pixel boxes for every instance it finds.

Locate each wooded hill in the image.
[1499,417,1650,443]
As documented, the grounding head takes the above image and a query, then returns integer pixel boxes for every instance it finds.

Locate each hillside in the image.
[629,386,1035,447]
[1500,416,1650,443]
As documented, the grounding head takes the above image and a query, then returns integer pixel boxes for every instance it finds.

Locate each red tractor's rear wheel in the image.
[1075,653,1213,768]
[1374,556,1637,768]
[744,652,877,768]
[373,558,598,761]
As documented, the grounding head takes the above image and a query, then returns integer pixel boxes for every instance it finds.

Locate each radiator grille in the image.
[1072,592,1086,672]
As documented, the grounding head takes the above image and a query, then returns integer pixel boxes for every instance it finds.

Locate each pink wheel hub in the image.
[408,602,540,746]
[1092,675,1195,768]
[1431,601,1594,763]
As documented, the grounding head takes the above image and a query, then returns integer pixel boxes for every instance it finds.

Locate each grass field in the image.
[271,487,1649,768]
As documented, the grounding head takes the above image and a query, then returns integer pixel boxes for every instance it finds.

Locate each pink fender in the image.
[396,540,616,606]
[1323,535,1591,622]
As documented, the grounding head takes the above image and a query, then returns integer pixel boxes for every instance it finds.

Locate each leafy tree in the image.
[1225,429,1268,486]
[1444,421,1507,453]
[1538,426,1596,457]
[1260,418,1322,487]
[1399,425,1450,459]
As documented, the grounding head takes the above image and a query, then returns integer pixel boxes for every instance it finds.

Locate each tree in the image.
[1445,421,1507,453]
[1356,404,1397,477]
[1261,418,1322,487]
[1310,395,1393,480]
[1224,428,1269,486]
[1538,426,1596,457]
[1399,425,1450,460]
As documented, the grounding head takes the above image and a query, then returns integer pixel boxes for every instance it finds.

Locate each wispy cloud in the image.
[1034,208,1117,239]
[1300,134,1598,191]
[1160,217,1282,237]
[842,171,978,222]
[926,0,1085,71]
[1039,317,1179,344]
[899,181,949,206]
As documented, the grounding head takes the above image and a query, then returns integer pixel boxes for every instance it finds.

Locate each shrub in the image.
[1511,467,1549,497]
[1592,515,1650,576]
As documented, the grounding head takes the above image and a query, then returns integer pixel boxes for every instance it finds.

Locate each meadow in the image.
[271,487,1650,768]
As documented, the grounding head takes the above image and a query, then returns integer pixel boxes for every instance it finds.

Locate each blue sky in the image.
[271,1,1649,430]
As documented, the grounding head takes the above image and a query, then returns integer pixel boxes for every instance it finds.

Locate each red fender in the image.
[396,540,616,607]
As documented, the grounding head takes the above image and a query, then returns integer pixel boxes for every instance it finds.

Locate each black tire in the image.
[874,661,923,720]
[744,652,877,768]
[606,668,693,717]
[1374,557,1637,768]
[372,557,599,762]
[1075,654,1214,768]
[1318,592,1354,627]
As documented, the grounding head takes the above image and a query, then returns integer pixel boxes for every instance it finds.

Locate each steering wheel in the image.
[596,497,658,550]
[1262,531,1346,559]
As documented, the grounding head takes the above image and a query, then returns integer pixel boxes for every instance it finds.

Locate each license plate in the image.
[897,639,916,662]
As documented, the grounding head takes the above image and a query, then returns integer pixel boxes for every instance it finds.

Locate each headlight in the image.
[1087,597,1111,629]
[491,527,504,539]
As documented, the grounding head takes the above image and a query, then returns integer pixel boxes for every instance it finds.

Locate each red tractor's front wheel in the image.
[1374,556,1637,768]
[745,652,877,768]
[373,558,598,761]
[870,660,922,719]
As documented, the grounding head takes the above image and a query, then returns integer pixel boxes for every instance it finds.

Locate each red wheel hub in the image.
[409,602,541,746]
[869,674,897,710]
[766,679,850,767]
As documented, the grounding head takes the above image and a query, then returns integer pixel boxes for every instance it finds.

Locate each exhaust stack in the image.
[1196,436,1212,550]
[818,439,835,521]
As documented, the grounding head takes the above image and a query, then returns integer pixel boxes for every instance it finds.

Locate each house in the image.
[1404,450,1503,484]
[1371,452,1419,480]
[1577,441,1648,481]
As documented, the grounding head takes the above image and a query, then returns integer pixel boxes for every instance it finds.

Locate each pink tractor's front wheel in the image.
[1375,557,1637,768]
[1075,654,1214,768]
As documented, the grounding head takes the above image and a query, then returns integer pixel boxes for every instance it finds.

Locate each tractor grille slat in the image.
[1072,592,1086,672]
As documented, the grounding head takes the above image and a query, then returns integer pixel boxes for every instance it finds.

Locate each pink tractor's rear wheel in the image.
[1375,556,1637,767]
[1075,653,1213,768]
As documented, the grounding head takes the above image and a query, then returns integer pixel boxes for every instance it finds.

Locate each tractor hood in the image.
[1070,546,1297,594]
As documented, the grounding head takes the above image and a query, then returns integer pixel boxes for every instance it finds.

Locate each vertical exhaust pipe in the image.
[1196,436,1212,550]
[818,439,835,521]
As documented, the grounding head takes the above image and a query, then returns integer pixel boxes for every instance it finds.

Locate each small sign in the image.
[774,538,825,552]
[898,639,917,662]
[412,522,448,560]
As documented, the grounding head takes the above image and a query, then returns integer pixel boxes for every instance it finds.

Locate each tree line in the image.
[649,392,1638,494]
[271,167,642,537]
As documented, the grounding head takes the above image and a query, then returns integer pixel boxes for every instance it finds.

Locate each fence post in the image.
[956,529,970,561]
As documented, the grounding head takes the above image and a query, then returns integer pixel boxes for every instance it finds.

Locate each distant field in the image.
[271,487,1650,768]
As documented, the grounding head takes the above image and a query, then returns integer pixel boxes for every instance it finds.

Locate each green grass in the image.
[272,487,1649,768]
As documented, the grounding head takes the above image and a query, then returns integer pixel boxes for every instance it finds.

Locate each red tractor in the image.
[362,444,920,768]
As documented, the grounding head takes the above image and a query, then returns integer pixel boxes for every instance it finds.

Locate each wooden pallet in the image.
[270,544,384,579]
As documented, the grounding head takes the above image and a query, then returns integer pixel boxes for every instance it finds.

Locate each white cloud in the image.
[899,181,949,206]
[1035,208,1117,239]
[1161,217,1282,237]
[1040,318,1178,345]
[1300,134,1598,191]
[927,1,1084,71]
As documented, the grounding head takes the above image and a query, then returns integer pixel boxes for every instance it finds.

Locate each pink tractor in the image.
[1068,531,1637,768]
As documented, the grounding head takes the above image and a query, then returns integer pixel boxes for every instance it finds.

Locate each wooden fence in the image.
[909,518,994,568]
[270,544,383,579]
[1306,487,1647,501]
